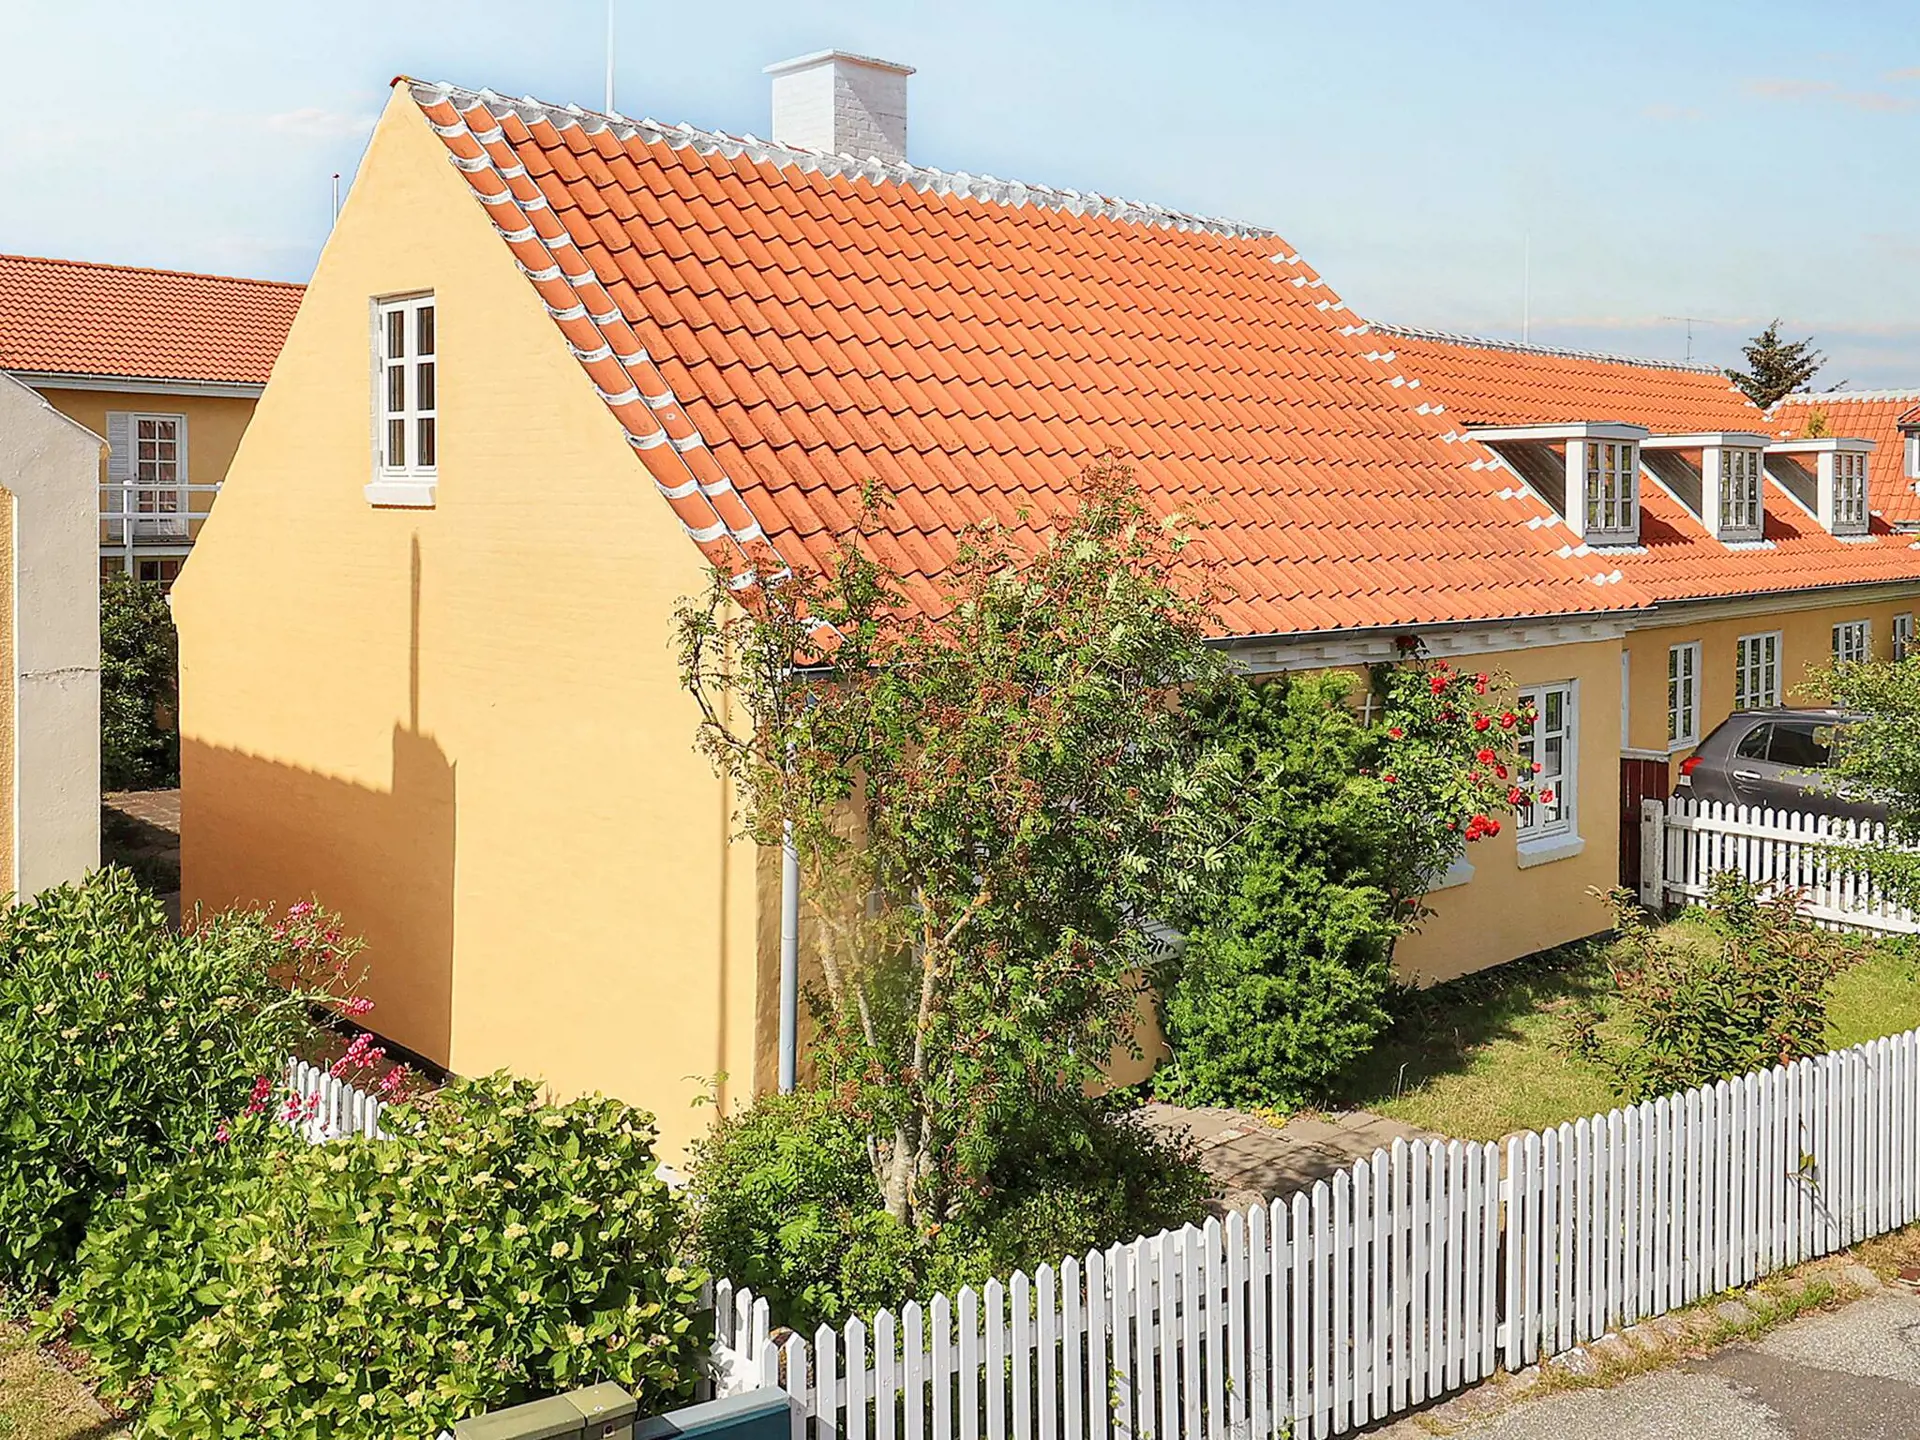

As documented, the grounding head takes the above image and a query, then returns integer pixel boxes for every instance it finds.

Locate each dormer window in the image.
[1584,440,1636,535]
[1465,421,1648,546]
[1764,436,1875,537]
[1719,448,1762,532]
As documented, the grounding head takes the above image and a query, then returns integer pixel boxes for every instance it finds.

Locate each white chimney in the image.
[764,50,914,165]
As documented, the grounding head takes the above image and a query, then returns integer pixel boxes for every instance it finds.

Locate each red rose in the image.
[1472,714,1491,732]
[1430,674,1448,695]
[1476,747,1496,764]
[1531,761,1543,774]
[1495,764,1508,780]
[1389,726,1405,739]
[1499,711,1517,730]
[1539,788,1555,804]
[1474,672,1489,694]
[1485,818,1501,836]
[1383,773,1397,784]
[1507,786,1525,805]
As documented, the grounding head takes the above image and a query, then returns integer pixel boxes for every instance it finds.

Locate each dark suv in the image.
[1677,706,1882,821]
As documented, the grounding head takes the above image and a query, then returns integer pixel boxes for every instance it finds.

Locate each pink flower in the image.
[93,969,109,981]
[246,1074,274,1116]
[213,1121,232,1145]
[341,995,375,1018]
[378,1066,411,1098]
[287,900,315,920]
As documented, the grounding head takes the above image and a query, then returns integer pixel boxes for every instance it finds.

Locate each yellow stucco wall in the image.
[173,86,764,1160]
[35,388,256,555]
[1394,638,1625,985]
[1623,590,1920,778]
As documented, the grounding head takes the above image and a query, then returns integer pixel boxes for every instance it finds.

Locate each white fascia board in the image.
[6,370,265,400]
[1467,421,1650,444]
[1767,436,1876,455]
[1642,431,1773,450]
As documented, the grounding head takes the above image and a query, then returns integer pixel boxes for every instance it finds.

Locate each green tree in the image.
[1155,660,1543,1109]
[100,574,179,790]
[677,461,1239,1231]
[1807,655,1920,905]
[1726,320,1827,409]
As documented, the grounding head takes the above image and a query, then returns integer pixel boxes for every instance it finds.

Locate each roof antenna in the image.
[330,172,341,228]
[1520,237,1536,353]
[605,0,616,113]
[1660,315,1711,363]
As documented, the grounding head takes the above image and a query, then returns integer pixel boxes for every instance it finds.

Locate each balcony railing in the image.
[99,479,223,567]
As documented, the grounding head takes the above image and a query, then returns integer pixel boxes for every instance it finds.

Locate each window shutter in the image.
[105,411,132,483]
[175,413,189,485]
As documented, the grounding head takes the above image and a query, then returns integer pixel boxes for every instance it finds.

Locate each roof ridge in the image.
[1370,320,1727,377]
[0,252,305,291]
[1771,387,1920,411]
[411,80,1279,241]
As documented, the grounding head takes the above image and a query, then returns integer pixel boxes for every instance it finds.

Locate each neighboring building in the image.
[0,254,303,587]
[1380,326,1920,883]
[0,373,104,896]
[171,58,1920,1150]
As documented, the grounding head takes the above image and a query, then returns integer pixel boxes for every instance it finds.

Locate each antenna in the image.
[1659,315,1716,363]
[1522,233,1531,344]
[605,0,616,112]
[330,172,341,227]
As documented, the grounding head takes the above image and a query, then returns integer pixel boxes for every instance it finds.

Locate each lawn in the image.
[1327,913,1920,1142]
[0,1325,125,1440]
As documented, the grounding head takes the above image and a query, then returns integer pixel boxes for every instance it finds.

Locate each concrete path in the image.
[1137,1103,1443,1212]
[1406,1287,1920,1439]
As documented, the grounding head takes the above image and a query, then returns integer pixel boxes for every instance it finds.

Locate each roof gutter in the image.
[5,369,266,400]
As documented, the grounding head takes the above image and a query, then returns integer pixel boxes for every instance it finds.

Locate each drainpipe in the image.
[779,817,799,1092]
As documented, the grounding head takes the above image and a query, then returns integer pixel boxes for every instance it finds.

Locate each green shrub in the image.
[689,1088,1207,1332]
[101,574,179,790]
[0,872,359,1289]
[84,1075,705,1440]
[1567,877,1864,1102]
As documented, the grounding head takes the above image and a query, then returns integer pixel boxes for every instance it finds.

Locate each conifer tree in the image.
[1727,320,1827,408]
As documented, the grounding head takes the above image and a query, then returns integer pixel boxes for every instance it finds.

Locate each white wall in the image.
[0,372,101,897]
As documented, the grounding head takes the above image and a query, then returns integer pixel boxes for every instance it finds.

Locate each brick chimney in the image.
[764,50,914,165]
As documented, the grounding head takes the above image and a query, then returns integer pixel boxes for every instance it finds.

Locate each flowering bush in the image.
[56,1074,705,1440]
[1156,659,1544,1109]
[0,871,368,1289]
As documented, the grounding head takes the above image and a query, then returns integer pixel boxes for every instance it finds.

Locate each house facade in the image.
[173,58,1920,1151]
[0,254,303,587]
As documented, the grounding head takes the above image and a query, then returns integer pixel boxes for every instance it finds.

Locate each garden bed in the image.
[1326,914,1920,1140]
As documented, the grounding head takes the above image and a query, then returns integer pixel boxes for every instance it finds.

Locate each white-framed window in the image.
[1719,447,1762,532]
[1583,440,1637,536]
[1667,641,1701,747]
[1833,619,1870,666]
[1834,450,1868,529]
[1518,681,1575,840]
[1906,433,1920,482]
[1735,631,1781,710]
[104,411,190,538]
[1895,612,1915,662]
[374,294,436,480]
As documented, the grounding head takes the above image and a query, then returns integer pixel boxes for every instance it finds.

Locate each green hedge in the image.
[101,573,178,791]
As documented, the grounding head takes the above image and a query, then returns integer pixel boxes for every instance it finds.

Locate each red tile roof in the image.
[406,80,1644,638]
[0,253,303,386]
[1381,327,1920,605]
[1767,390,1920,528]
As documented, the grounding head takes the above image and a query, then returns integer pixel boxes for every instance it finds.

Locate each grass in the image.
[1326,912,1920,1141]
[0,1326,125,1440]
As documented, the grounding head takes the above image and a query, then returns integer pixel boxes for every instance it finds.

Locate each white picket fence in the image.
[712,1025,1920,1440]
[281,1057,389,1142]
[1640,795,1920,934]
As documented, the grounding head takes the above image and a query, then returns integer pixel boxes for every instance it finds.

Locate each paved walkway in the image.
[1386,1287,1920,1439]
[1137,1103,1443,1212]
[102,788,181,925]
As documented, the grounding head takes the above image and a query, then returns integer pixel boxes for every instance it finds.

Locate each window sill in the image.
[1516,833,1585,869]
[1428,853,1476,892]
[365,478,437,508]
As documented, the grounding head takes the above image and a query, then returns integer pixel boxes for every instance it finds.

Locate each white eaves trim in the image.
[1467,421,1650,445]
[1766,436,1877,455]
[1641,431,1774,451]
[6,369,265,400]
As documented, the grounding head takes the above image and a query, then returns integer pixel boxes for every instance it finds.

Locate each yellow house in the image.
[0,253,303,587]
[173,59,1920,1152]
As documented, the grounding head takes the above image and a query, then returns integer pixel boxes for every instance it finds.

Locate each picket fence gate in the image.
[1640,795,1920,935]
[713,1024,1920,1440]
[282,1057,389,1142]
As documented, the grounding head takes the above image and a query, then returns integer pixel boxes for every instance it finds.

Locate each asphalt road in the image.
[1456,1288,1920,1439]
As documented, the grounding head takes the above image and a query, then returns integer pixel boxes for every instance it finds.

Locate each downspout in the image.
[779,818,799,1092]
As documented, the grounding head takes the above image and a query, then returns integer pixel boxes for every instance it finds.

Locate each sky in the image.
[4,0,1919,385]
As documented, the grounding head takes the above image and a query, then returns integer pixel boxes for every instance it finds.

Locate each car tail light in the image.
[1679,754,1703,777]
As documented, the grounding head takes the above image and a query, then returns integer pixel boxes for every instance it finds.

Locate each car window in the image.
[1769,723,1832,770]
[1735,725,1772,761]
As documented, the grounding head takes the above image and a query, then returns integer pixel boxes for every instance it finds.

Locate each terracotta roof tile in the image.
[406,79,1647,635]
[1384,327,1920,604]
[0,253,302,385]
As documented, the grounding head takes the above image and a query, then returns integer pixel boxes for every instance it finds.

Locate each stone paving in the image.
[1137,1102,1444,1213]
[102,788,181,926]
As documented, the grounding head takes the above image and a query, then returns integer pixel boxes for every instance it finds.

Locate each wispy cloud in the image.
[1743,76,1919,113]
[1885,67,1920,82]
[1640,102,1701,122]
[265,107,376,140]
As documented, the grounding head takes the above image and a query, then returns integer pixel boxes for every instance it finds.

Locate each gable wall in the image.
[172,87,766,1157]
